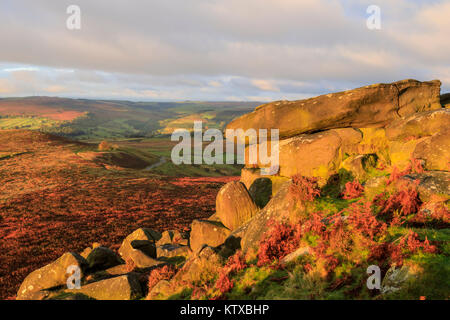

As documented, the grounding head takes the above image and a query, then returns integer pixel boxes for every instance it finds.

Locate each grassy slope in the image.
[150,167,449,301]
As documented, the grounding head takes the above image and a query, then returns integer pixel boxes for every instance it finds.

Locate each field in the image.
[0,130,241,299]
[0,97,258,140]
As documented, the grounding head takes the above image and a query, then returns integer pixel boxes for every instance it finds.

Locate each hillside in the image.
[0,130,240,299]
[0,97,258,140]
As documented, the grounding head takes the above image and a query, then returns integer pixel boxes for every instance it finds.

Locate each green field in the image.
[0,116,63,130]
[0,97,259,141]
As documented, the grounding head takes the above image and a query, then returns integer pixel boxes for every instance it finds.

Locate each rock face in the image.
[248,177,273,208]
[189,219,231,253]
[441,93,450,108]
[340,154,378,181]
[227,79,441,140]
[413,132,450,171]
[66,274,142,300]
[385,109,450,141]
[242,128,363,183]
[240,168,290,197]
[399,171,450,202]
[279,131,341,179]
[215,181,259,230]
[17,252,87,300]
[241,181,299,253]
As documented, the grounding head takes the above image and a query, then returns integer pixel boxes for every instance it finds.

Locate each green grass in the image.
[0,116,63,130]
[384,253,450,300]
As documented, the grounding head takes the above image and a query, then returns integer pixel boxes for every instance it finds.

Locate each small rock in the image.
[281,247,311,264]
[66,274,142,300]
[381,265,414,294]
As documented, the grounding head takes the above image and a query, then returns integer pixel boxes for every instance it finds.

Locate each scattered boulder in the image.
[332,128,364,155]
[119,228,161,267]
[86,246,123,271]
[189,219,231,253]
[66,274,142,300]
[215,181,259,230]
[157,230,189,247]
[357,128,390,162]
[127,249,164,269]
[17,252,87,300]
[381,265,414,295]
[227,79,441,141]
[207,213,222,222]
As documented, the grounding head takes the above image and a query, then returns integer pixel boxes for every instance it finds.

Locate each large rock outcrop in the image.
[227,79,441,141]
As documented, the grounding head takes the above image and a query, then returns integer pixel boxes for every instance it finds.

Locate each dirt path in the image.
[144,156,167,170]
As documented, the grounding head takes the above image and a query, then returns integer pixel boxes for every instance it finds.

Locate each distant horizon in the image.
[0,95,266,104]
[2,77,448,104]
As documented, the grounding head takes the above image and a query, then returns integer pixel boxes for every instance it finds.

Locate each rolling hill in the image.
[0,97,259,141]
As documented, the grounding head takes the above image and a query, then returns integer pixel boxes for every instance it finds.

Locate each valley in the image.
[0,130,241,299]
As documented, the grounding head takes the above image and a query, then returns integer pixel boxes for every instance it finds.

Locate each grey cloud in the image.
[0,0,449,100]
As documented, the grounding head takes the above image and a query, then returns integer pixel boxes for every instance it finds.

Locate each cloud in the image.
[0,0,449,100]
[251,80,279,92]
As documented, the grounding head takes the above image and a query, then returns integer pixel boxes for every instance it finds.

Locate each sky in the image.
[0,0,449,101]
